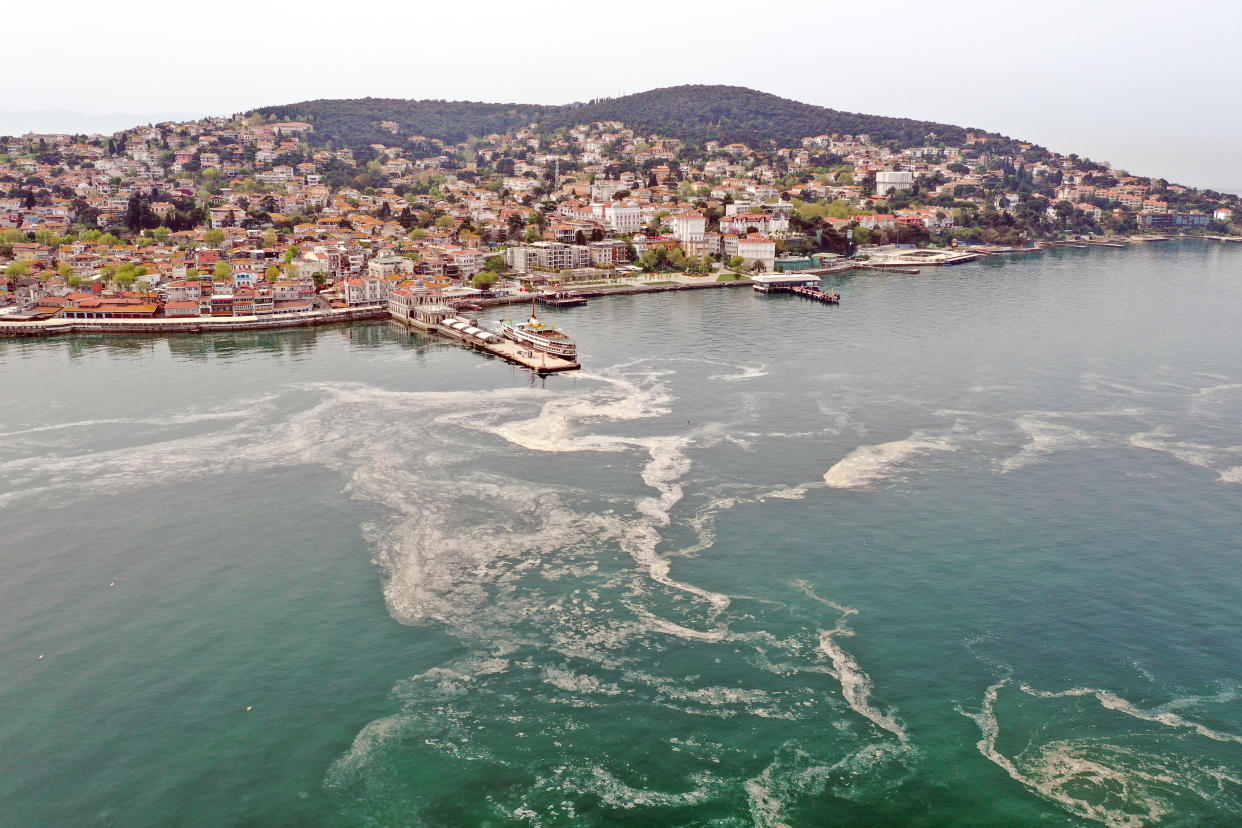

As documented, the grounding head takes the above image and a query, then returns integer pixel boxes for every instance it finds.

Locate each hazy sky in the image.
[7,0,1240,192]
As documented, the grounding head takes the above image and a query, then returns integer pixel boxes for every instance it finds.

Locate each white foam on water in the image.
[0,383,547,507]
[488,367,733,628]
[489,370,672,454]
[1000,416,1099,473]
[744,777,791,828]
[1018,684,1242,745]
[540,764,726,810]
[709,363,768,382]
[325,713,414,790]
[745,739,915,827]
[12,365,916,820]
[1129,430,1242,484]
[1218,466,1242,484]
[621,669,770,708]
[541,667,623,697]
[1192,382,1242,399]
[966,678,1242,826]
[817,610,908,742]
[822,430,959,489]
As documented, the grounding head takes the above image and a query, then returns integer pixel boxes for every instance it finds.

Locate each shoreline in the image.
[0,278,756,340]
[2,236,1235,342]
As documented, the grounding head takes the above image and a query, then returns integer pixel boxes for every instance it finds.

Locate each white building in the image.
[341,276,387,305]
[876,170,914,195]
[736,234,776,273]
[604,203,643,234]
[671,212,706,242]
[503,242,583,272]
[590,180,628,202]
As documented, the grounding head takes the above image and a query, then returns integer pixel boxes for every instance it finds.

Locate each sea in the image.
[2,240,1241,827]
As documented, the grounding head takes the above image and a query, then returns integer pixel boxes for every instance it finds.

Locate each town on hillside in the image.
[1,112,1238,322]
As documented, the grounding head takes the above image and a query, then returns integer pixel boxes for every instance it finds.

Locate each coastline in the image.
[0,277,755,340]
[3,236,1236,343]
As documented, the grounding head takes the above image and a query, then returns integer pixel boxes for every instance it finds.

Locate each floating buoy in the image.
[37,654,45,660]
[245,706,252,712]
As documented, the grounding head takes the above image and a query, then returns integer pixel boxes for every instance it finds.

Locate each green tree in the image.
[471,271,499,290]
[262,229,279,247]
[726,256,745,271]
[4,262,30,278]
[213,261,231,280]
[203,229,225,247]
[152,226,171,244]
[265,265,281,281]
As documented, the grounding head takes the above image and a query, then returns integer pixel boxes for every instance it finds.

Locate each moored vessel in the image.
[499,301,578,359]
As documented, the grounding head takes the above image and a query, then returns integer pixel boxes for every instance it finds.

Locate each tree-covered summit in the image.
[249,85,995,151]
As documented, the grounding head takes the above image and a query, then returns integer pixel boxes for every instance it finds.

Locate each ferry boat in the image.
[499,302,578,359]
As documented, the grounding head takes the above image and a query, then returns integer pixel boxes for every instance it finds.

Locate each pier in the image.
[537,292,588,308]
[789,284,840,303]
[752,274,840,303]
[391,304,579,373]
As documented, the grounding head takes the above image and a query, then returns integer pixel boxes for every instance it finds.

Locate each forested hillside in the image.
[539,86,983,148]
[250,86,999,151]
[250,98,553,148]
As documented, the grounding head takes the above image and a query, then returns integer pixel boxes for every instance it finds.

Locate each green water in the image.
[2,241,1241,826]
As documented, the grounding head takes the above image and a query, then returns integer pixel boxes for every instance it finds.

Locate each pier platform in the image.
[392,304,580,374]
[789,285,840,303]
[751,274,841,303]
[538,292,588,308]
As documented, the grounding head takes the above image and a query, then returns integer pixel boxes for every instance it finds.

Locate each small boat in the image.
[499,301,577,359]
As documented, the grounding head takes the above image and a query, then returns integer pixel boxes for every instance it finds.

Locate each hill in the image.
[537,85,984,149]
[250,98,553,149]
[250,85,1002,152]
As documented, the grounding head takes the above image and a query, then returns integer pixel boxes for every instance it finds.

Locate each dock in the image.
[391,303,579,373]
[789,284,840,303]
[537,292,588,308]
[752,273,841,303]
[859,264,921,274]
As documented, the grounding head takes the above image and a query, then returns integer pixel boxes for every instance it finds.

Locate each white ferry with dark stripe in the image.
[499,303,577,359]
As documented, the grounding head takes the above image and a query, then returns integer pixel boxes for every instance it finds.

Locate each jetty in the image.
[752,273,840,303]
[537,291,588,308]
[391,303,579,373]
[858,264,921,274]
[789,284,840,304]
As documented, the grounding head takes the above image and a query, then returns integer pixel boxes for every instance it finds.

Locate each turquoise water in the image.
[2,241,1241,826]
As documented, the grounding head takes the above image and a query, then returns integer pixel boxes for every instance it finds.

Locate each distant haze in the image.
[7,0,1239,194]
